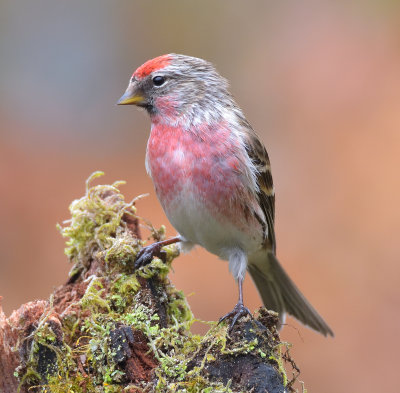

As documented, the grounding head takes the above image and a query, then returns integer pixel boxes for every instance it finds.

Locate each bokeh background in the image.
[1,1,400,391]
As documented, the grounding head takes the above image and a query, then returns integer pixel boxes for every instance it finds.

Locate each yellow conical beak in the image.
[117,84,146,106]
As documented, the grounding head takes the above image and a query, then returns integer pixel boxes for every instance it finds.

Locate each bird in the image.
[118,54,333,336]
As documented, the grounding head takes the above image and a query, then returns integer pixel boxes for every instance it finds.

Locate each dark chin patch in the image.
[137,102,152,111]
[145,104,156,114]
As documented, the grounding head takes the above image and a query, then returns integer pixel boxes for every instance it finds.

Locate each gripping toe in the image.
[134,243,162,269]
[219,302,252,332]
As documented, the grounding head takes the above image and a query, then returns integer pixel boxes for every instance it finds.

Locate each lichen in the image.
[15,172,297,393]
[57,171,142,276]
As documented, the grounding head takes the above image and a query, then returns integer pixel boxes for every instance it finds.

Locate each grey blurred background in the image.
[1,1,400,392]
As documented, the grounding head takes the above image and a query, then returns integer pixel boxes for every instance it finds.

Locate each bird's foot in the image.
[219,302,253,331]
[134,242,165,270]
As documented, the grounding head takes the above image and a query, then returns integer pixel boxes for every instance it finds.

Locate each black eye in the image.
[152,76,165,86]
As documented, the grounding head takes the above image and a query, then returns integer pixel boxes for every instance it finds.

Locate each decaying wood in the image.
[0,176,297,393]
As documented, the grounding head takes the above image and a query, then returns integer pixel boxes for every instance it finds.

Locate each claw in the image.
[219,302,252,331]
[134,236,181,271]
[134,243,162,269]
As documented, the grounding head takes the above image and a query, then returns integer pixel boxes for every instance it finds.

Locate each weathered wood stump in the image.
[0,173,299,393]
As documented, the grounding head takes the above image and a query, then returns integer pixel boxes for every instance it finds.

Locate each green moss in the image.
[166,288,193,324]
[57,171,141,275]
[80,277,110,313]
[16,309,75,391]
[17,172,293,393]
[268,342,290,386]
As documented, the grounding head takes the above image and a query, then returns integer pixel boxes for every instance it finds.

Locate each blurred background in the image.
[1,0,399,391]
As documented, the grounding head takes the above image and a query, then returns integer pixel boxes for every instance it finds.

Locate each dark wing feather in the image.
[243,127,276,254]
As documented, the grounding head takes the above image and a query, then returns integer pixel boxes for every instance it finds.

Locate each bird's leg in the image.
[134,235,181,269]
[219,277,252,331]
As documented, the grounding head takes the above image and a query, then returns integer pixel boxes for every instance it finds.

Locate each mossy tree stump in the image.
[0,173,300,393]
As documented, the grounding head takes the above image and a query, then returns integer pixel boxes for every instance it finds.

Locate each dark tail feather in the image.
[248,252,333,337]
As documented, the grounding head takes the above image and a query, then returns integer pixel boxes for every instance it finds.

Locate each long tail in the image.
[248,252,333,336]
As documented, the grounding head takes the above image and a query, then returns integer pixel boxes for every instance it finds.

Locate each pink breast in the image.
[147,122,257,229]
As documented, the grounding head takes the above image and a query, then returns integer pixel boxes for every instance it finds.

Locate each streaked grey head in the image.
[118,54,235,123]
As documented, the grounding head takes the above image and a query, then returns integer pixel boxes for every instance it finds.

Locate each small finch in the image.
[118,54,333,336]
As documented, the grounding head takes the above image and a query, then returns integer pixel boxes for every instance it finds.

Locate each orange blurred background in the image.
[1,1,399,391]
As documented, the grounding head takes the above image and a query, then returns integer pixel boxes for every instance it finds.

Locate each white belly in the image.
[161,187,262,260]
